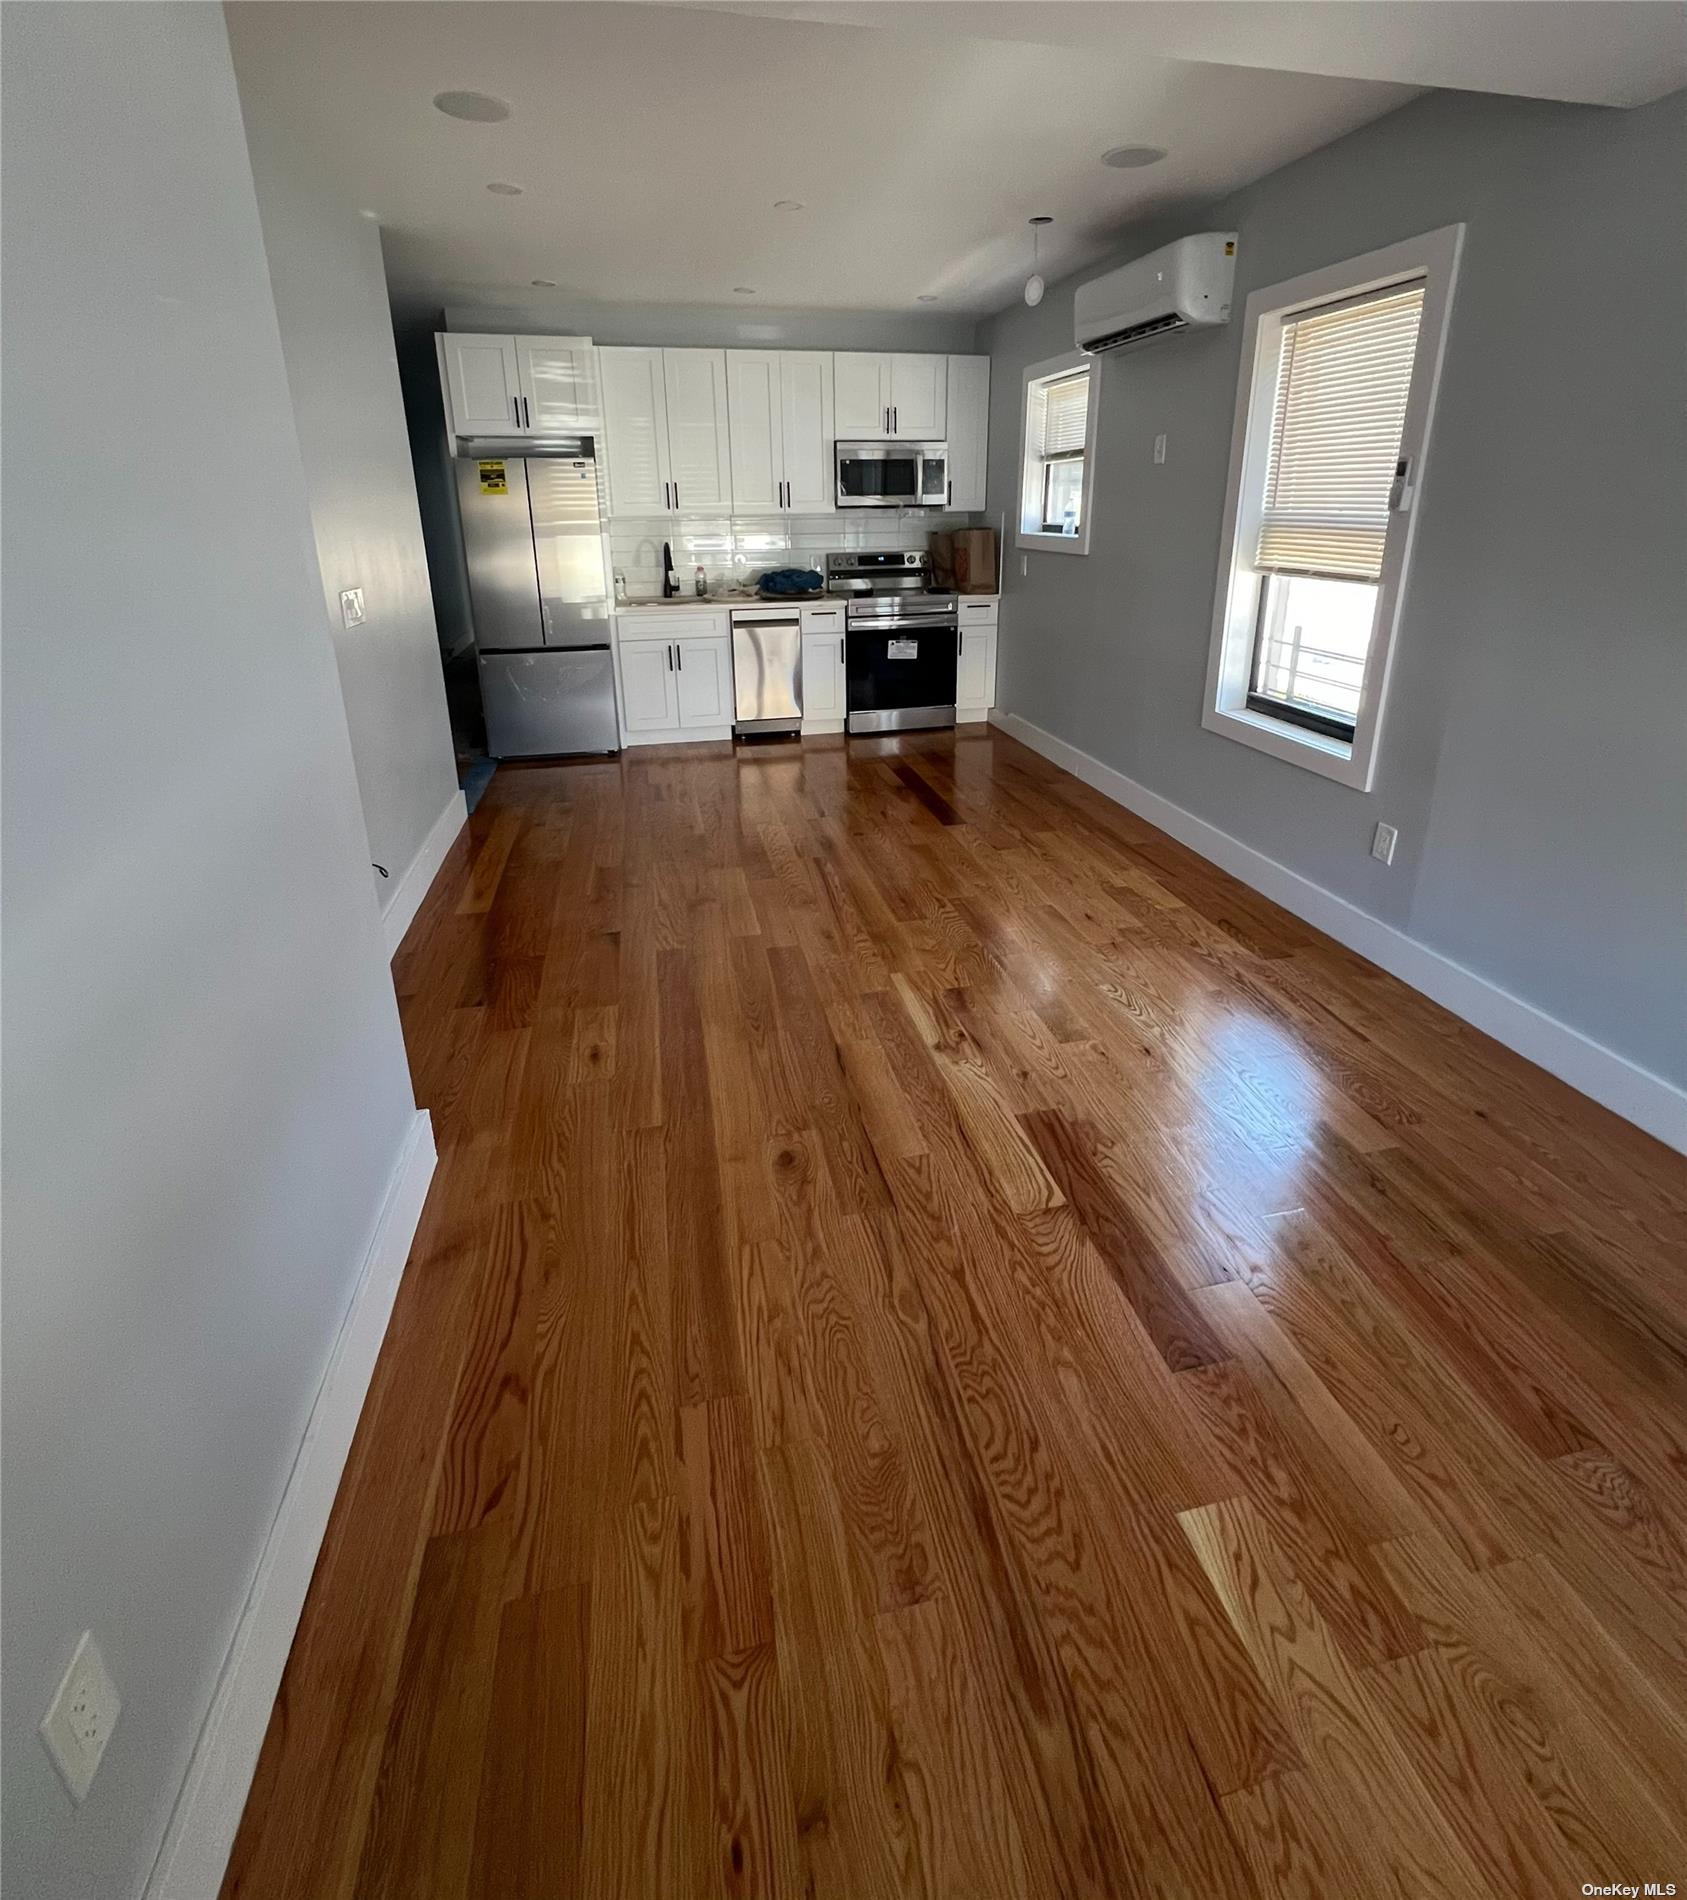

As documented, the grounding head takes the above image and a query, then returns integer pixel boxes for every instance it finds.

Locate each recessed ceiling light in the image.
[358,208,381,222]
[917,295,939,303]
[732,286,756,296]
[433,89,512,123]
[531,278,557,288]
[1102,144,1167,169]
[486,181,523,195]
[773,199,804,211]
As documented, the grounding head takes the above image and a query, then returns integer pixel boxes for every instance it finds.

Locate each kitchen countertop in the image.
[616,591,998,612]
[616,594,828,611]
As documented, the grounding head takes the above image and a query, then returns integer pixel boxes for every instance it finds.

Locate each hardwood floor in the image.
[224,726,1687,1900]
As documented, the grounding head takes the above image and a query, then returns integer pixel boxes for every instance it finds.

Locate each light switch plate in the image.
[339,587,366,628]
[1371,822,1398,865]
[1153,433,1167,465]
[41,1631,121,1803]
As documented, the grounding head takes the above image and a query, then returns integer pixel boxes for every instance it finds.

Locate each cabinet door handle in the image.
[673,481,680,509]
[893,405,898,434]
[666,643,674,672]
[677,645,683,670]
[947,478,952,507]
[512,396,521,427]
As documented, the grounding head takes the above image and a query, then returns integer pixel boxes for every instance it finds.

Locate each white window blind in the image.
[1255,283,1425,582]
[1040,371,1090,456]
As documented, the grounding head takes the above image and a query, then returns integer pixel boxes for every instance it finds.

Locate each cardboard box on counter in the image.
[952,527,998,594]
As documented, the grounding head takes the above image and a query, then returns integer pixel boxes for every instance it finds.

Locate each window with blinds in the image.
[1040,372,1090,457]
[1255,283,1425,581]
[1027,366,1091,535]
[1205,225,1459,787]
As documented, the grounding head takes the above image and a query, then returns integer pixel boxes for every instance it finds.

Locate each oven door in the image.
[845,609,959,733]
[835,440,920,508]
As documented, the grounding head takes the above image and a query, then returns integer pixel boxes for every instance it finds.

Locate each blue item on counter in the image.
[756,567,825,598]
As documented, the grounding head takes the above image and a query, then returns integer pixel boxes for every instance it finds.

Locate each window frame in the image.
[1017,352,1102,556]
[1202,225,1463,790]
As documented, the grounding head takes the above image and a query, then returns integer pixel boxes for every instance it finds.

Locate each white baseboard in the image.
[381,790,467,959]
[991,709,1687,1154]
[143,1110,439,1900]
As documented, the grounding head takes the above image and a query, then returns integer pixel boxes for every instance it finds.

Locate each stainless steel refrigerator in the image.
[456,444,619,757]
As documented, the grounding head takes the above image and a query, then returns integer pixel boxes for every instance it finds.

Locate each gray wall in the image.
[984,87,1687,1087]
[231,32,462,899]
[1,7,423,1897]
[443,296,981,353]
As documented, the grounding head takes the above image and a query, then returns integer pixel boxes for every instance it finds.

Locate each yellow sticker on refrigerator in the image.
[478,460,508,494]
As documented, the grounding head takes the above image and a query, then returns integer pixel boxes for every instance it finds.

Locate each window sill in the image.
[1016,529,1090,557]
[1202,702,1373,790]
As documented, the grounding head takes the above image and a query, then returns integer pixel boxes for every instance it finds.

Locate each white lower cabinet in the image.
[618,638,680,731]
[957,601,998,715]
[615,611,735,743]
[801,632,846,728]
[674,635,733,727]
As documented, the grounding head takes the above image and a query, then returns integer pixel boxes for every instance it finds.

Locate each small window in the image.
[1204,228,1462,790]
[1018,355,1100,555]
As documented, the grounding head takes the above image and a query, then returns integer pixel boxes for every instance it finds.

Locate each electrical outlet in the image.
[41,1632,121,1803]
[339,586,366,628]
[1153,433,1167,465]
[1371,822,1398,865]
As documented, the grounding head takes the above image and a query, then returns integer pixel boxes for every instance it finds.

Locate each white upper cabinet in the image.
[516,336,599,434]
[945,354,990,510]
[725,350,783,511]
[779,352,835,509]
[661,348,733,512]
[440,332,602,437]
[599,346,732,514]
[727,350,835,511]
[833,351,947,437]
[833,353,891,436]
[889,353,947,438]
[440,334,523,435]
[599,346,673,514]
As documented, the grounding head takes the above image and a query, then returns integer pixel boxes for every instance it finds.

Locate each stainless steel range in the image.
[826,551,958,735]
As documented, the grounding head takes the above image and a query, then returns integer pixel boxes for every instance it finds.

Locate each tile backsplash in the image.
[611,510,984,600]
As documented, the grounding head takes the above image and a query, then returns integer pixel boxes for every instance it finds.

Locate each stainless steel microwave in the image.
[834,439,948,509]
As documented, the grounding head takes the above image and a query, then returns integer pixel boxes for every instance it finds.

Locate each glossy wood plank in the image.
[226,728,1687,1900]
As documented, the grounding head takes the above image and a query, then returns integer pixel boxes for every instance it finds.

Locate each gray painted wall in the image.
[1,8,423,1896]
[232,34,462,901]
[984,87,1686,1087]
[444,296,981,353]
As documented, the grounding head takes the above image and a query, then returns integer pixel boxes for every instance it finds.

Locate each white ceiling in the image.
[226,1,1687,321]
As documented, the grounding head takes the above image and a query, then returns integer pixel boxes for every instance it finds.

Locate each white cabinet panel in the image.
[441,333,522,435]
[833,352,889,437]
[780,352,834,510]
[889,353,947,438]
[663,348,733,512]
[517,336,599,434]
[801,632,845,722]
[726,350,782,511]
[675,633,733,727]
[600,346,672,514]
[945,354,990,510]
[958,624,997,712]
[619,638,679,731]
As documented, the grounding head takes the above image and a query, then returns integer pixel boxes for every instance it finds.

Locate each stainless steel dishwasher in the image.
[731,608,803,738]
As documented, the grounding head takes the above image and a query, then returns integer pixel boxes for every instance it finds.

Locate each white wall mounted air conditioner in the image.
[1074,232,1238,355]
